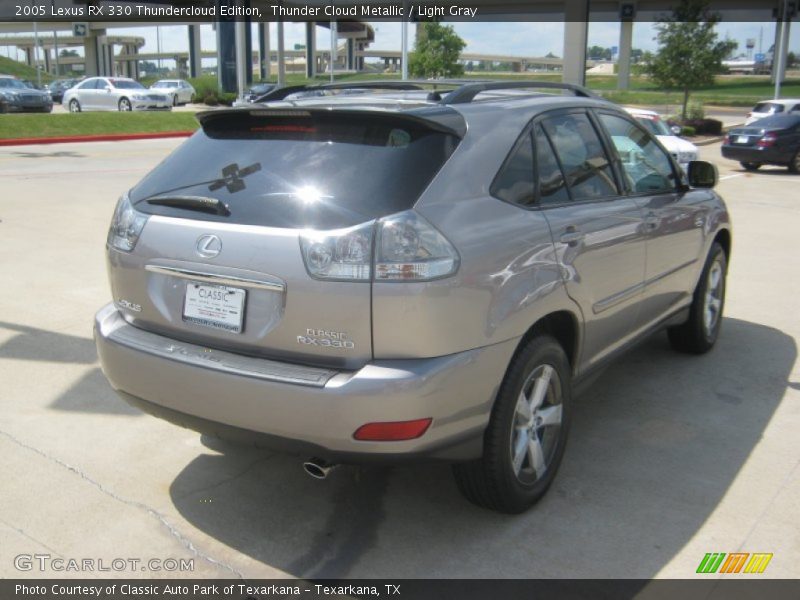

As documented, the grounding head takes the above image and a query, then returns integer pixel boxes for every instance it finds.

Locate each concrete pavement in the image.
[0,139,797,580]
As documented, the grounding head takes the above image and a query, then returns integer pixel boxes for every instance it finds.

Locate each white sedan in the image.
[626,108,698,172]
[149,79,195,106]
[63,77,171,112]
[744,99,800,125]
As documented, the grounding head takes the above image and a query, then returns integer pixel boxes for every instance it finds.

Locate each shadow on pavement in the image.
[8,151,86,159]
[50,367,142,416]
[168,317,794,578]
[0,321,140,416]
[0,321,95,364]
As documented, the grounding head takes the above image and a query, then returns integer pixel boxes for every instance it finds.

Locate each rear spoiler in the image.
[195,106,467,139]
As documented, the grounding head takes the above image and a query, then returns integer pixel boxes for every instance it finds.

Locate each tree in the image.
[588,45,613,60]
[59,49,79,58]
[643,0,737,120]
[409,22,466,78]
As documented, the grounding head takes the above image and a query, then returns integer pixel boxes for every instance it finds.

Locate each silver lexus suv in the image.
[95,80,731,513]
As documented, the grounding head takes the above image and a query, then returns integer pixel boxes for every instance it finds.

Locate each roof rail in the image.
[253,79,599,105]
[254,80,448,103]
[439,81,598,104]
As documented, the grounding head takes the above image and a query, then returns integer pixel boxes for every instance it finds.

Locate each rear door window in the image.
[130,111,461,230]
[541,112,618,201]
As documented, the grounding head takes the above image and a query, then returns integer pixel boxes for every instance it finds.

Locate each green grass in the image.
[0,55,54,84]
[0,112,199,140]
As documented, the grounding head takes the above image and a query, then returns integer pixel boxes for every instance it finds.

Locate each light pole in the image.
[330,20,337,83]
[401,0,409,80]
[156,26,162,74]
[33,19,42,88]
[774,0,787,100]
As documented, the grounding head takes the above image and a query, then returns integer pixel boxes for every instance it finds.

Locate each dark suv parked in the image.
[95,80,731,513]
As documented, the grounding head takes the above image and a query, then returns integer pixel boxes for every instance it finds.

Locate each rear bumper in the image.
[721,145,791,165]
[94,304,518,463]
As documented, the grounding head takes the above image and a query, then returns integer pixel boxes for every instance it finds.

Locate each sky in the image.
[4,19,799,66]
[116,19,800,66]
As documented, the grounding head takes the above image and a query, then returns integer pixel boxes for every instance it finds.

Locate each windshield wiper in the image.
[145,195,231,216]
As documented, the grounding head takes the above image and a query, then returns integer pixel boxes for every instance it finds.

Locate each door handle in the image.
[559,228,585,246]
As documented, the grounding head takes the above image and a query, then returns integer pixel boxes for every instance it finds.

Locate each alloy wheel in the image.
[510,364,563,484]
[703,260,724,335]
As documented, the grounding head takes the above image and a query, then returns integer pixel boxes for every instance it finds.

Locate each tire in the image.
[452,335,571,513]
[118,97,131,112]
[172,94,178,107]
[68,99,81,113]
[740,161,761,171]
[667,242,727,354]
[789,151,800,174]
[0,102,7,114]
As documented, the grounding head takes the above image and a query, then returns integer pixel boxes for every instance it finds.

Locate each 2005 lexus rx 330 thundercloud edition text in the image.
[95,80,731,513]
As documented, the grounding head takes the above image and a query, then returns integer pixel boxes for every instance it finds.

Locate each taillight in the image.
[374,211,459,281]
[299,221,373,281]
[299,211,459,282]
[723,134,731,145]
[353,418,433,441]
[108,193,148,252]
[757,133,777,148]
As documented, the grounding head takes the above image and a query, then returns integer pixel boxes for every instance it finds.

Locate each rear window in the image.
[130,111,460,230]
[752,115,800,129]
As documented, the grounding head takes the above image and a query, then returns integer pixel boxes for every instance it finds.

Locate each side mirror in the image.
[687,160,718,188]
[104,85,112,92]
[670,125,683,136]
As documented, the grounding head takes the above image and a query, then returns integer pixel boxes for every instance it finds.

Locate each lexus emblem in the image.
[196,234,222,258]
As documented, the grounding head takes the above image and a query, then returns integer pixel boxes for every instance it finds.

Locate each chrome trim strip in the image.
[145,265,285,292]
[592,259,696,314]
[593,282,645,315]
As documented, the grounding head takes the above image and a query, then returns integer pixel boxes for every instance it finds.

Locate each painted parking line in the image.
[720,174,744,181]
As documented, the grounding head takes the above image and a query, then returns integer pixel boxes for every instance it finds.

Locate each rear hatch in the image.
[107,108,461,369]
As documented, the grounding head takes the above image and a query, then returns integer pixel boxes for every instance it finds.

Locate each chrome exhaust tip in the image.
[303,458,337,480]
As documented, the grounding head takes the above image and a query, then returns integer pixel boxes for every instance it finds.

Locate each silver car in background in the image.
[149,79,196,106]
[63,77,171,112]
[95,80,731,513]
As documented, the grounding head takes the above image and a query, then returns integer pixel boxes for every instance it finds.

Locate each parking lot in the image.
[1,138,798,580]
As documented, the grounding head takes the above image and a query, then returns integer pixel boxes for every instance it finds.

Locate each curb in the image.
[0,130,195,147]
[695,136,726,147]
[692,122,745,147]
